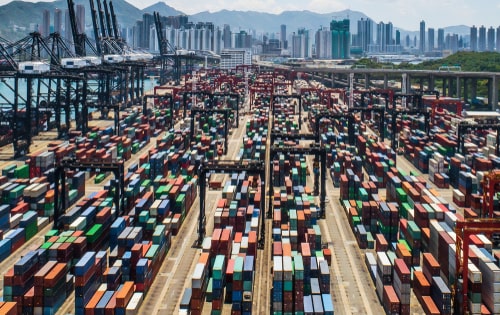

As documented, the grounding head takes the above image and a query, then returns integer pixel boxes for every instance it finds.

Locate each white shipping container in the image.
[126,292,144,315]
[10,213,22,228]
[37,217,49,230]
[201,237,211,253]
[476,234,493,252]
[283,256,293,281]
[191,263,207,289]
[377,251,392,276]
[69,216,86,231]
[365,252,377,267]
[240,236,248,253]
[468,263,482,283]
[273,256,283,281]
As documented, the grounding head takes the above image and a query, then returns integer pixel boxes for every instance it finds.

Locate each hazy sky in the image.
[1,0,499,30]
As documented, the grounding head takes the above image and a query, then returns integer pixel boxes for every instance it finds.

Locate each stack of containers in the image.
[211,254,226,314]
[191,253,209,315]
[393,258,411,315]
[431,276,451,315]
[399,219,421,266]
[74,252,100,314]
[376,251,392,303]
[467,262,482,314]
[478,256,500,314]
[428,152,445,186]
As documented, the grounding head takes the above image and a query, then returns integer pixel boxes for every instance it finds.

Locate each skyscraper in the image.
[357,18,373,53]
[222,24,231,49]
[291,32,302,58]
[330,19,350,59]
[427,28,435,52]
[470,25,478,51]
[315,27,331,59]
[298,28,310,58]
[496,26,500,52]
[76,4,85,34]
[437,28,445,51]
[487,27,495,51]
[141,13,154,49]
[478,25,486,51]
[280,24,287,49]
[54,8,62,34]
[375,21,393,52]
[65,9,72,43]
[419,20,425,54]
[42,10,50,36]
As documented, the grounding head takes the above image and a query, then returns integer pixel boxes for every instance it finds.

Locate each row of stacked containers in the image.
[181,92,336,314]
[271,97,334,315]
[0,102,228,314]
[331,105,500,315]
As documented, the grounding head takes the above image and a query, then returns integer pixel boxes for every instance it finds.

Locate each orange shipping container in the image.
[44,263,67,287]
[115,281,135,308]
[0,302,17,315]
[85,289,106,315]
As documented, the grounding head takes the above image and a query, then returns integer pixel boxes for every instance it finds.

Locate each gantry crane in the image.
[454,218,500,315]
[482,170,500,218]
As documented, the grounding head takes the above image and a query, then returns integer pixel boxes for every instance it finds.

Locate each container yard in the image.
[0,64,497,315]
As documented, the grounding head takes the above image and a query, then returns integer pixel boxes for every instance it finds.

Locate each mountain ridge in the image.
[0,0,471,42]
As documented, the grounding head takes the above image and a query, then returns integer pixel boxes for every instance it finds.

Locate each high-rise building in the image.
[374,21,393,52]
[496,26,500,52]
[234,31,251,49]
[330,19,349,59]
[405,35,410,48]
[315,27,331,59]
[437,28,445,51]
[427,28,435,52]
[223,24,231,49]
[140,13,154,49]
[395,30,400,46]
[76,4,85,34]
[470,25,478,51]
[298,28,310,58]
[42,10,50,36]
[487,27,495,51]
[280,24,287,49]
[446,33,459,53]
[64,9,72,43]
[357,18,373,53]
[54,8,62,34]
[419,20,425,53]
[478,25,486,51]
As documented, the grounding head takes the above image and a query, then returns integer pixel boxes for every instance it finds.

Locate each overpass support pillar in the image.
[463,78,469,103]
[443,78,450,96]
[383,74,388,89]
[331,74,335,87]
[489,75,498,111]
[429,75,435,92]
[364,74,370,89]
[456,77,461,100]
[471,78,478,100]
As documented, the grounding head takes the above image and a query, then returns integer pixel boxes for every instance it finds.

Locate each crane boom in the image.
[109,1,120,39]
[103,0,113,40]
[96,0,107,38]
[89,0,102,56]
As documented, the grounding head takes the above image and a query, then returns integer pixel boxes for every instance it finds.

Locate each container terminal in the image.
[0,3,499,315]
[0,61,498,315]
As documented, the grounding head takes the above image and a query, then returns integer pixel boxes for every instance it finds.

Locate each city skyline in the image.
[0,0,499,31]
